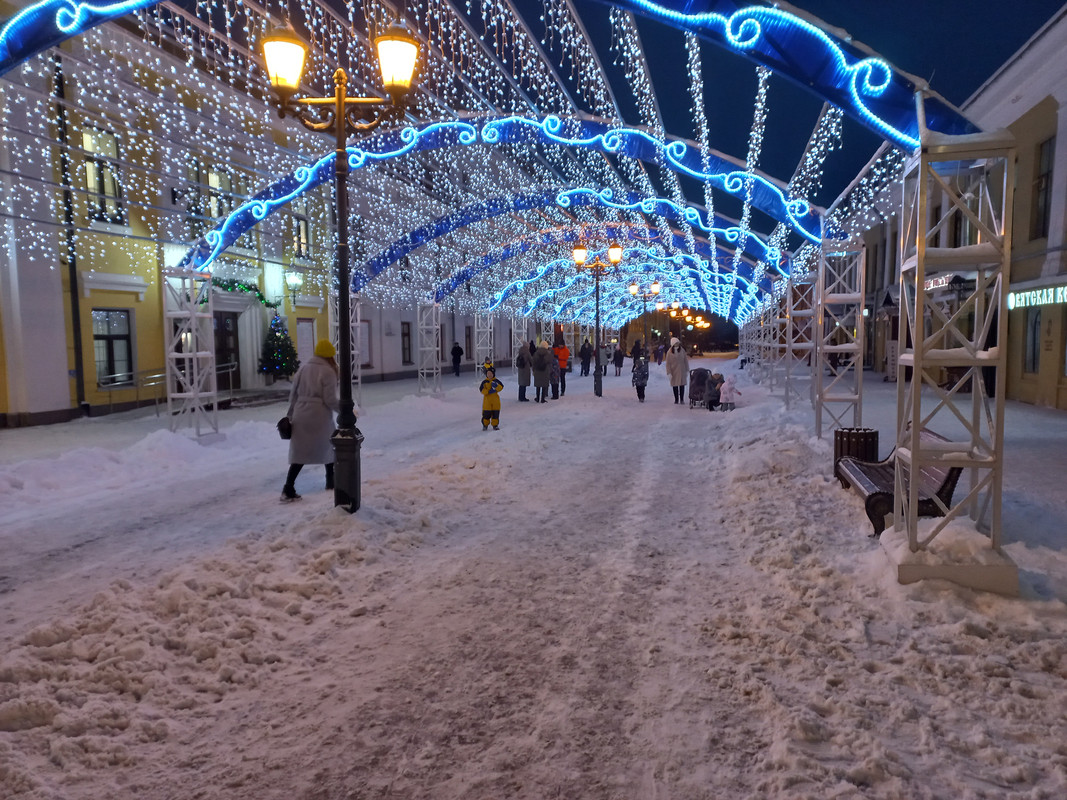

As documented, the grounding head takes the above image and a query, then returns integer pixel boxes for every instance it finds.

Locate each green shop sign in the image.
[1007,286,1067,310]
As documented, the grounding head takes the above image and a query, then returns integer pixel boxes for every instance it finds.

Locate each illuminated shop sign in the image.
[1007,286,1067,310]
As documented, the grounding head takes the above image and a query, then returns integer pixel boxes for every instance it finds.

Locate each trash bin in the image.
[834,427,879,464]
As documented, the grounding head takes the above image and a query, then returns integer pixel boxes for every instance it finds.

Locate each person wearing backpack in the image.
[531,340,553,403]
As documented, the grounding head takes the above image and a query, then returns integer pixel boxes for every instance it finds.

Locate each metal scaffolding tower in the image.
[475,313,494,377]
[894,124,1016,591]
[814,238,866,437]
[417,301,442,396]
[163,269,218,437]
[538,318,553,346]
[511,316,529,376]
[785,276,817,409]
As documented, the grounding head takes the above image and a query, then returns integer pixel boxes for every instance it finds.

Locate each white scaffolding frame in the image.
[765,284,788,394]
[475,313,494,378]
[785,275,817,409]
[511,316,529,377]
[894,126,1015,563]
[814,237,866,437]
[163,269,218,437]
[417,301,442,396]
[538,318,554,346]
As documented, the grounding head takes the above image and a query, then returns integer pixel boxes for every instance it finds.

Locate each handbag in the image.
[277,416,292,440]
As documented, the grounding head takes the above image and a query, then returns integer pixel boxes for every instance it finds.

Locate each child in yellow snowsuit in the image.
[479,366,503,430]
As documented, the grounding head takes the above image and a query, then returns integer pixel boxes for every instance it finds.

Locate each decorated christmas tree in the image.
[260,315,299,379]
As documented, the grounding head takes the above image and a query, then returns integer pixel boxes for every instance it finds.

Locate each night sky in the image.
[594,0,1065,209]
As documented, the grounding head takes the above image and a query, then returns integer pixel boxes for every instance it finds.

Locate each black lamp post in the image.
[629,279,661,351]
[574,242,623,397]
[262,20,419,512]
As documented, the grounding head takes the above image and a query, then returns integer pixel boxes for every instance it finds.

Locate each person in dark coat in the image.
[531,340,553,402]
[515,343,532,401]
[281,339,340,501]
[706,372,724,411]
[578,339,593,376]
[631,339,644,360]
[450,342,463,376]
[632,355,649,402]
[612,345,625,376]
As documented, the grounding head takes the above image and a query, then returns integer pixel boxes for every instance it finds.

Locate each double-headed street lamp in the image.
[629,280,661,351]
[573,241,623,397]
[262,20,419,512]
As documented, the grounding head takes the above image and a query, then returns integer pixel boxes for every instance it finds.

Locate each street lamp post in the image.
[573,241,622,397]
[262,20,419,512]
[628,280,661,352]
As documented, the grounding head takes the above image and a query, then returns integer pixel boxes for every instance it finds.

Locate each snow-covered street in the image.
[1,361,1066,799]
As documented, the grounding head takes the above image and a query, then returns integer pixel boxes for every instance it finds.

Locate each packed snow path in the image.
[1,364,1065,799]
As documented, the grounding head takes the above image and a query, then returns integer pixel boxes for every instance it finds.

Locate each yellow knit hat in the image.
[314,339,336,359]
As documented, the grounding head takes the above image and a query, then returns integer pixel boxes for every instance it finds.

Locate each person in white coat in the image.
[664,337,690,404]
[281,339,340,501]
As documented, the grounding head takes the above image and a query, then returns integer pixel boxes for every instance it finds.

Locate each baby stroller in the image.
[688,367,711,408]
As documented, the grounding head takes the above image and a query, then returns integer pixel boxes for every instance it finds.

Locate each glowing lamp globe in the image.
[262,24,308,104]
[572,244,588,265]
[375,24,420,97]
[607,243,623,264]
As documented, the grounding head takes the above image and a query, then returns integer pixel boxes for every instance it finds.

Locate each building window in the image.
[1024,307,1041,374]
[93,309,133,385]
[184,162,238,236]
[1031,136,1055,241]
[464,325,473,359]
[82,128,125,225]
[292,197,311,258]
[401,321,412,364]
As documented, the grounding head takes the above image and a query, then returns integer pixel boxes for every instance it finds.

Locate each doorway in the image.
[214,310,241,391]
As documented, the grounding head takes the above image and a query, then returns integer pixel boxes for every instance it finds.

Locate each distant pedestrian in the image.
[632,355,649,402]
[281,339,339,502]
[655,343,665,365]
[550,348,561,399]
[515,343,532,401]
[479,367,503,430]
[578,339,593,376]
[665,337,690,404]
[612,345,625,376]
[631,339,644,360]
[553,334,570,397]
[532,340,553,403]
[450,342,463,376]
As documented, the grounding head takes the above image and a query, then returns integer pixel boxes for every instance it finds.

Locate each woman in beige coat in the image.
[281,339,340,501]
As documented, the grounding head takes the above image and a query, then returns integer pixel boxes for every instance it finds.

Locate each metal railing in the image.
[97,362,237,415]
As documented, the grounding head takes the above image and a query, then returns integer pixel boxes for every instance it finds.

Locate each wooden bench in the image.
[834,429,963,536]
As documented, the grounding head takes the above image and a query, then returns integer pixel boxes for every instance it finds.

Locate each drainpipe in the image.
[52,55,87,413]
